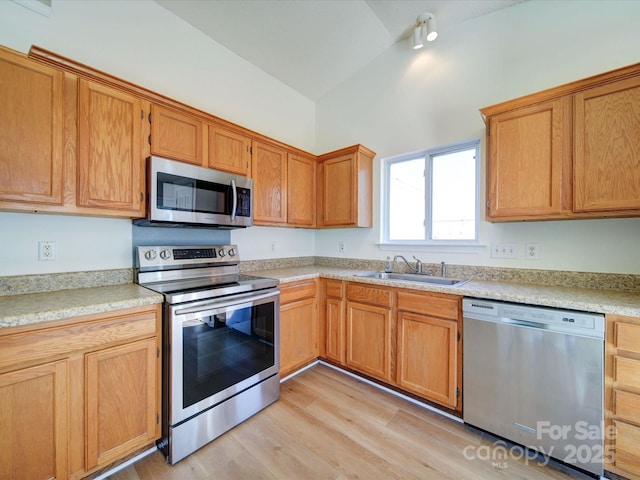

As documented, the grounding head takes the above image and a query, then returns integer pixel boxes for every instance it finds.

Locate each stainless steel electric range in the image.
[135,245,280,464]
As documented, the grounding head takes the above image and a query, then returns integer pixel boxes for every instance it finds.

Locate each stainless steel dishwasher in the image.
[462,298,605,477]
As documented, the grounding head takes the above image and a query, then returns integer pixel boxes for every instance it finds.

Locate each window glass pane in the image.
[431,148,476,240]
[388,158,424,240]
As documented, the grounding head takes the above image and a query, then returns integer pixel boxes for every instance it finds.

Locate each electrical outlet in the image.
[38,241,56,261]
[526,243,540,260]
[271,242,276,252]
[338,241,345,253]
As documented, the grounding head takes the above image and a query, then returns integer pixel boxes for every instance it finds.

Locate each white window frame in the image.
[381,138,481,247]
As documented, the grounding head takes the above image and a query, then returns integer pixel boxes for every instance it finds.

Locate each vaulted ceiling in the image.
[155,0,527,100]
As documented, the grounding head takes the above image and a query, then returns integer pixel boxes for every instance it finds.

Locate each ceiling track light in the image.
[412,12,437,50]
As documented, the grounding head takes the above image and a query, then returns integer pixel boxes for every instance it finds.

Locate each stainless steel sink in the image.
[354,271,469,286]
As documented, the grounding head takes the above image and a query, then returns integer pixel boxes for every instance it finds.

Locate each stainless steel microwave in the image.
[134,156,253,229]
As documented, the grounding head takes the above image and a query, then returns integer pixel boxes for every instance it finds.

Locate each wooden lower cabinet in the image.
[606,313,640,479]
[396,312,458,408]
[0,303,161,480]
[279,280,318,377]
[0,360,69,480]
[396,290,461,410]
[323,279,345,364]
[345,283,393,383]
[85,337,158,470]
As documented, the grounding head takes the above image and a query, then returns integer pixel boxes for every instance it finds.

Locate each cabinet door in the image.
[0,47,65,206]
[85,337,159,470]
[486,97,571,220]
[574,75,640,212]
[0,360,68,480]
[208,125,252,176]
[77,79,145,214]
[280,298,318,376]
[150,104,203,165]
[252,140,287,224]
[320,153,356,226]
[345,301,392,382]
[396,311,457,408]
[287,153,316,227]
[325,297,345,364]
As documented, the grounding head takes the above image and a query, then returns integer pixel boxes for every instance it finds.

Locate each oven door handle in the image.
[173,290,278,319]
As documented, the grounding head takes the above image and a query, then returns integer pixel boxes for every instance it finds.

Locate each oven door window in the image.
[182,302,274,408]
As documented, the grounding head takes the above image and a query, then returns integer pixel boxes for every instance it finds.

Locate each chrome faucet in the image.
[440,261,446,277]
[393,255,424,274]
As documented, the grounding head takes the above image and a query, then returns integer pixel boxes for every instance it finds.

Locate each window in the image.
[382,139,479,244]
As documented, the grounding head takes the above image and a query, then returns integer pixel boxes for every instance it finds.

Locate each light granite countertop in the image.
[247,266,640,317]
[2,265,639,330]
[0,283,163,329]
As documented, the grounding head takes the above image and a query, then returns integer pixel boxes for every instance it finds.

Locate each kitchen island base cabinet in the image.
[0,304,161,480]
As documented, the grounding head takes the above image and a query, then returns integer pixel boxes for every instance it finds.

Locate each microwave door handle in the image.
[230,179,237,221]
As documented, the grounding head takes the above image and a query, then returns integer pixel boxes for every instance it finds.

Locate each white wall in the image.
[315,0,640,274]
[0,0,316,275]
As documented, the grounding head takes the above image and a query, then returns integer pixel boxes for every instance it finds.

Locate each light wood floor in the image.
[110,364,591,480]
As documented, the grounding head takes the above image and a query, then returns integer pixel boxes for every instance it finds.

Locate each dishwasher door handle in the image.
[499,317,549,330]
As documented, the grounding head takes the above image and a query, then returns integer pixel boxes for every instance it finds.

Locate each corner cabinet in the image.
[0,304,162,480]
[605,313,640,479]
[287,152,316,227]
[77,79,148,216]
[317,144,375,228]
[482,61,640,222]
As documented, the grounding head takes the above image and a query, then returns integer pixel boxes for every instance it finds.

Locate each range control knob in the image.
[144,249,157,261]
[218,248,226,258]
[160,249,172,260]
[228,248,236,257]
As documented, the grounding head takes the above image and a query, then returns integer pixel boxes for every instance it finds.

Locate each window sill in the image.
[377,242,487,255]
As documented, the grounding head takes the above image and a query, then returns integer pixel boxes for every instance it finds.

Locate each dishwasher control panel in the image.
[463,298,604,338]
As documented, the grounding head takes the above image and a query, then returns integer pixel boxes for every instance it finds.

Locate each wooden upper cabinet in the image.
[485,97,571,220]
[482,61,640,222]
[77,79,147,215]
[252,140,287,224]
[317,144,374,228]
[0,46,65,206]
[207,125,252,176]
[574,75,640,213]
[287,153,316,227]
[150,104,203,166]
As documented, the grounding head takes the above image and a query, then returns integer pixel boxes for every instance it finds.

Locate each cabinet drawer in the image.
[614,420,640,474]
[0,307,158,371]
[280,280,317,304]
[347,283,392,308]
[615,356,640,390]
[616,322,640,354]
[396,290,459,320]
[325,280,344,299]
[615,390,640,424]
